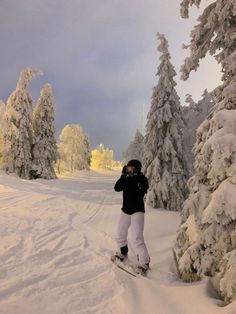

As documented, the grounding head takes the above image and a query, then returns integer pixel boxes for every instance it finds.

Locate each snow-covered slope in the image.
[0,170,235,314]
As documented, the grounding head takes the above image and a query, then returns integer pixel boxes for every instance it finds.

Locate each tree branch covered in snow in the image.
[180,0,201,18]
[180,0,236,81]
[17,68,43,90]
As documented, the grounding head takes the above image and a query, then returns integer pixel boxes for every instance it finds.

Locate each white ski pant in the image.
[116,211,150,265]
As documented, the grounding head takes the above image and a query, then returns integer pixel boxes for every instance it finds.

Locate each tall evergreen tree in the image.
[123,129,144,164]
[173,0,236,304]
[3,68,42,179]
[32,83,57,179]
[142,33,188,211]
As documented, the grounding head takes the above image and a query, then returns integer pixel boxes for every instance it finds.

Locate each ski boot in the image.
[135,261,150,276]
[111,245,128,262]
[111,251,127,262]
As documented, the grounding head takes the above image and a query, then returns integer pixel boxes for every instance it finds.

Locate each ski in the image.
[111,258,137,277]
[110,256,150,277]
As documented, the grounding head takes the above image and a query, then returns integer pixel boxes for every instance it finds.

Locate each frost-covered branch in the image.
[180,0,202,18]
[17,67,43,90]
[180,0,236,81]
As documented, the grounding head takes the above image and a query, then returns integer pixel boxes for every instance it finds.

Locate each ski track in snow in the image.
[0,171,125,314]
[0,170,235,314]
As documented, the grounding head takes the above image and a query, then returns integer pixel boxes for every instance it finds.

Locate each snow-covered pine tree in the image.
[182,90,214,176]
[3,68,42,179]
[32,83,57,179]
[123,129,144,164]
[0,100,6,166]
[142,33,188,211]
[173,0,236,304]
[57,124,91,173]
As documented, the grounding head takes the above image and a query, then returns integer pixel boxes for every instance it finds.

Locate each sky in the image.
[0,0,222,159]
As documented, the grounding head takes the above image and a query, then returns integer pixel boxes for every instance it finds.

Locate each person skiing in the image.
[112,159,150,274]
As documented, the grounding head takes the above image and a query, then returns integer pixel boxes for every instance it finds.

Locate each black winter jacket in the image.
[114,172,149,215]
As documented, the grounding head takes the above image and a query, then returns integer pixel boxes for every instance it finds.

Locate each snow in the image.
[181,214,199,243]
[0,170,235,314]
[202,180,236,225]
[196,109,236,188]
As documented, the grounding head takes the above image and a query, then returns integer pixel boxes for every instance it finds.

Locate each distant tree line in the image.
[0,68,118,179]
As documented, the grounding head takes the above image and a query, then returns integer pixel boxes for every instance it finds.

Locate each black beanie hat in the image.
[127,159,142,172]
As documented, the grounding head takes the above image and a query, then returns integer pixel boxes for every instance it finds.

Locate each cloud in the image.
[0,0,221,159]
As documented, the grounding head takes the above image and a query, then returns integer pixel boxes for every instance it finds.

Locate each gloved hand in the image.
[122,165,127,175]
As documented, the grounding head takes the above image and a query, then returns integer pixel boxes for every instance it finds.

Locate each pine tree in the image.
[142,33,188,211]
[3,68,42,179]
[123,129,144,164]
[32,83,57,179]
[173,0,236,304]
[182,90,214,175]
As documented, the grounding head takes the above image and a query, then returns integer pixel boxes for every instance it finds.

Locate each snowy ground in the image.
[0,170,235,314]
